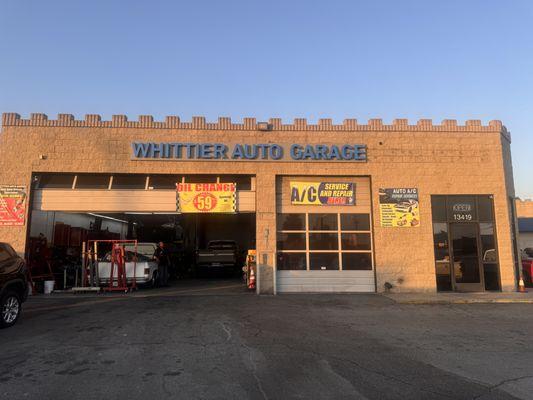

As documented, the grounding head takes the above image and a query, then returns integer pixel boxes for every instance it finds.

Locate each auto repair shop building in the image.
[0,113,519,293]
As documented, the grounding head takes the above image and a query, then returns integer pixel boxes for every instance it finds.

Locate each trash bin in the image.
[44,280,55,294]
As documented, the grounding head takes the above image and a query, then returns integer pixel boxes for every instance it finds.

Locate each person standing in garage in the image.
[153,242,169,286]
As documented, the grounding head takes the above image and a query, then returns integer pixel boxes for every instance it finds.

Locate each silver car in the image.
[98,250,159,287]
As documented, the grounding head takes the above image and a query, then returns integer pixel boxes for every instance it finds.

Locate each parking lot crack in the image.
[219,322,232,342]
[239,342,268,400]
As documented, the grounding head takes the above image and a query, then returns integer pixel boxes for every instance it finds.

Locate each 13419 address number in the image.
[453,214,473,221]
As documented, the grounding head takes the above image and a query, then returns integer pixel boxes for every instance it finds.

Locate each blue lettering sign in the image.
[243,144,258,160]
[132,142,367,162]
[290,144,303,160]
[232,144,244,159]
[213,143,228,159]
[270,144,283,160]
[132,142,151,158]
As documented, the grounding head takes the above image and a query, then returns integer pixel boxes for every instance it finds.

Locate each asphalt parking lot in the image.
[1,283,533,400]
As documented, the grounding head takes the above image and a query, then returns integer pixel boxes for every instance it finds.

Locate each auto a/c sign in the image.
[131,142,367,162]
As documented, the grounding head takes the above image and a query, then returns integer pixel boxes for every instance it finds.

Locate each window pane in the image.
[478,196,494,222]
[309,253,339,270]
[436,262,452,291]
[112,175,146,189]
[277,233,306,250]
[431,196,447,222]
[433,222,452,291]
[277,214,305,231]
[433,223,449,262]
[483,263,500,291]
[447,196,477,222]
[76,174,111,189]
[309,233,338,250]
[308,214,337,230]
[341,233,371,250]
[342,253,372,270]
[480,223,497,263]
[218,175,252,190]
[38,174,75,189]
[340,214,370,231]
[277,253,306,270]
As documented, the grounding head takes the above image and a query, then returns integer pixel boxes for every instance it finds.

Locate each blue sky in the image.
[1,0,532,198]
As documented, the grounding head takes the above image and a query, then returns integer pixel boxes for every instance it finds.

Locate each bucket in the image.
[44,280,55,294]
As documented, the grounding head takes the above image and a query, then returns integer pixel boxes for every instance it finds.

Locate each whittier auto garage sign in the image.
[132,142,367,162]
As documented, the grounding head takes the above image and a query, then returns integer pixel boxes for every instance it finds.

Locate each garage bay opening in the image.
[27,173,256,293]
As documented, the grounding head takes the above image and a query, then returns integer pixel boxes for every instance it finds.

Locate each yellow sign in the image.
[290,181,355,206]
[177,183,236,213]
[379,188,420,227]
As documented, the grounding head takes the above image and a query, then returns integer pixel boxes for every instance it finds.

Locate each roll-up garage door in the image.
[32,189,255,213]
[275,176,375,293]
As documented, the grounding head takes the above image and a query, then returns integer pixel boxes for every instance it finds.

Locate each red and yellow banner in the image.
[177,183,236,213]
[0,185,27,226]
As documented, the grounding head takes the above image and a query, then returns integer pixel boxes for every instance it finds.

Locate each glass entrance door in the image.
[450,223,484,292]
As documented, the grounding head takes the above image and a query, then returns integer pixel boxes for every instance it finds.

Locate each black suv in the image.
[0,242,28,328]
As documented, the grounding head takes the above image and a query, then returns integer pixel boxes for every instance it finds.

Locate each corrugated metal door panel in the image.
[277,283,375,293]
[276,270,375,293]
[277,285,375,293]
[277,277,375,285]
[33,189,256,212]
[278,270,373,278]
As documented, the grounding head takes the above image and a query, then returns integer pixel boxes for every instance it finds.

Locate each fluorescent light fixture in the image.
[87,213,128,224]
[124,212,180,215]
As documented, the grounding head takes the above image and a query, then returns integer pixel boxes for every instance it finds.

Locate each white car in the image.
[98,250,159,287]
[124,242,157,259]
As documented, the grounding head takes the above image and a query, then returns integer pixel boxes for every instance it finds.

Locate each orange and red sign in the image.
[176,183,236,213]
[0,185,27,226]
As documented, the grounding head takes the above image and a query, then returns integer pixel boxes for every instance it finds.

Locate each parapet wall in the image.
[2,113,508,137]
[517,199,533,218]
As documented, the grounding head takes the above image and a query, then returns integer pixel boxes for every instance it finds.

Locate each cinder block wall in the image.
[0,113,516,292]
[516,199,533,218]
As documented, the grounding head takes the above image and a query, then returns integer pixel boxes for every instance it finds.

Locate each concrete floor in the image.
[1,281,532,399]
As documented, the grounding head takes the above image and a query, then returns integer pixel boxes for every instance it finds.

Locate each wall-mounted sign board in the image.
[176,183,236,213]
[379,188,419,227]
[132,142,367,162]
[290,182,355,206]
[0,185,27,226]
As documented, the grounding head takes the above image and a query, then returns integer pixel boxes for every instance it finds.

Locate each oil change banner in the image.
[290,182,355,206]
[379,188,420,227]
[177,183,236,213]
[0,185,27,226]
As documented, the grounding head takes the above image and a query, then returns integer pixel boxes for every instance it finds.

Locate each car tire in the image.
[1,290,22,329]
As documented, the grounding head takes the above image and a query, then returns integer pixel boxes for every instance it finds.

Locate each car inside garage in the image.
[26,173,256,292]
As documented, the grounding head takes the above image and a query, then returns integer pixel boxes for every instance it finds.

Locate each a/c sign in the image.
[290,182,356,206]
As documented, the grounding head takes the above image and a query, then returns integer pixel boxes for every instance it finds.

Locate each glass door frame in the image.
[448,222,485,292]
[431,194,502,293]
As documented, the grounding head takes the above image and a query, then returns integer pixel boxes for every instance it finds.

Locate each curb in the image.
[388,299,533,305]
